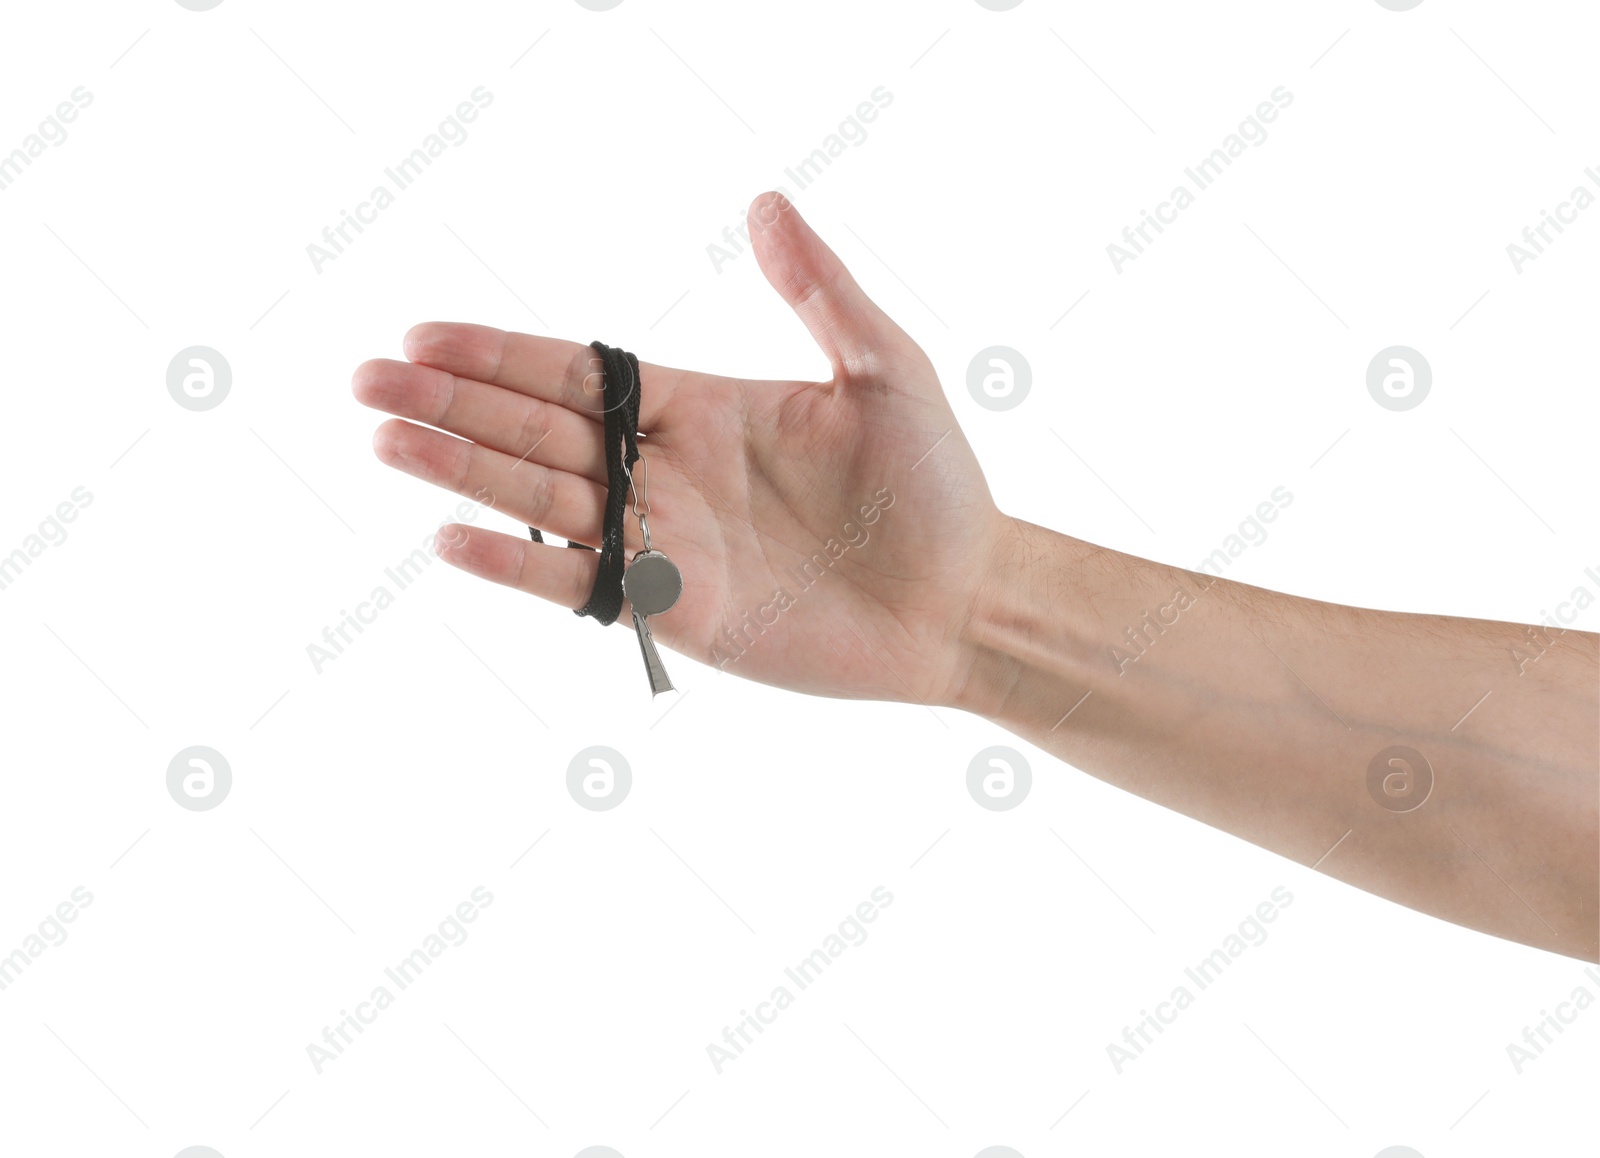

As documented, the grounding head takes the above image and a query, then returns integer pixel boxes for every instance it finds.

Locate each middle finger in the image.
[353,358,607,484]
[373,417,608,545]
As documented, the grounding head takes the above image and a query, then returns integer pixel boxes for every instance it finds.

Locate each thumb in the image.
[747,191,920,379]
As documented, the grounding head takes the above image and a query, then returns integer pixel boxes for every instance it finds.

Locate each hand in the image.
[352,192,1010,706]
[351,193,1600,961]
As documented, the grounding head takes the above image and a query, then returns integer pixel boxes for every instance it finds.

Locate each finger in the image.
[403,323,682,430]
[435,522,604,610]
[373,418,607,546]
[746,190,920,378]
[352,358,606,484]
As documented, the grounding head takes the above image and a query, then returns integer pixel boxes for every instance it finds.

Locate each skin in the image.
[354,191,1599,962]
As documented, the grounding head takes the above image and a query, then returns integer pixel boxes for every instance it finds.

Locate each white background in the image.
[0,1,1596,1156]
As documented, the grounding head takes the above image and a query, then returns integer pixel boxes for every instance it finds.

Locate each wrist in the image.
[946,514,1108,723]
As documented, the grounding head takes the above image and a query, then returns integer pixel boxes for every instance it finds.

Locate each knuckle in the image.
[515,400,548,460]
[512,539,531,592]
[446,439,476,492]
[432,368,461,424]
[522,467,556,522]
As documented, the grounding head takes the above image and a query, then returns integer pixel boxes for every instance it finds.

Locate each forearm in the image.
[954,515,1599,961]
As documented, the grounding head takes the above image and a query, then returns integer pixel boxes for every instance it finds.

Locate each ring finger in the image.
[373,418,608,546]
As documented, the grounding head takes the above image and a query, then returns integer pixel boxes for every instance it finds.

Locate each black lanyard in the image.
[527,340,641,626]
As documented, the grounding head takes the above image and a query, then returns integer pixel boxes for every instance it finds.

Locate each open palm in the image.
[352,192,1010,706]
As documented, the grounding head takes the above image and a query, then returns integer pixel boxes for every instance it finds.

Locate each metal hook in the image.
[628,454,653,553]
[628,454,650,517]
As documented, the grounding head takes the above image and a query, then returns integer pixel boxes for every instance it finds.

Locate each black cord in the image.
[527,340,640,626]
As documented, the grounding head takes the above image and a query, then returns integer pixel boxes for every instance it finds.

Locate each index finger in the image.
[404,322,683,430]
